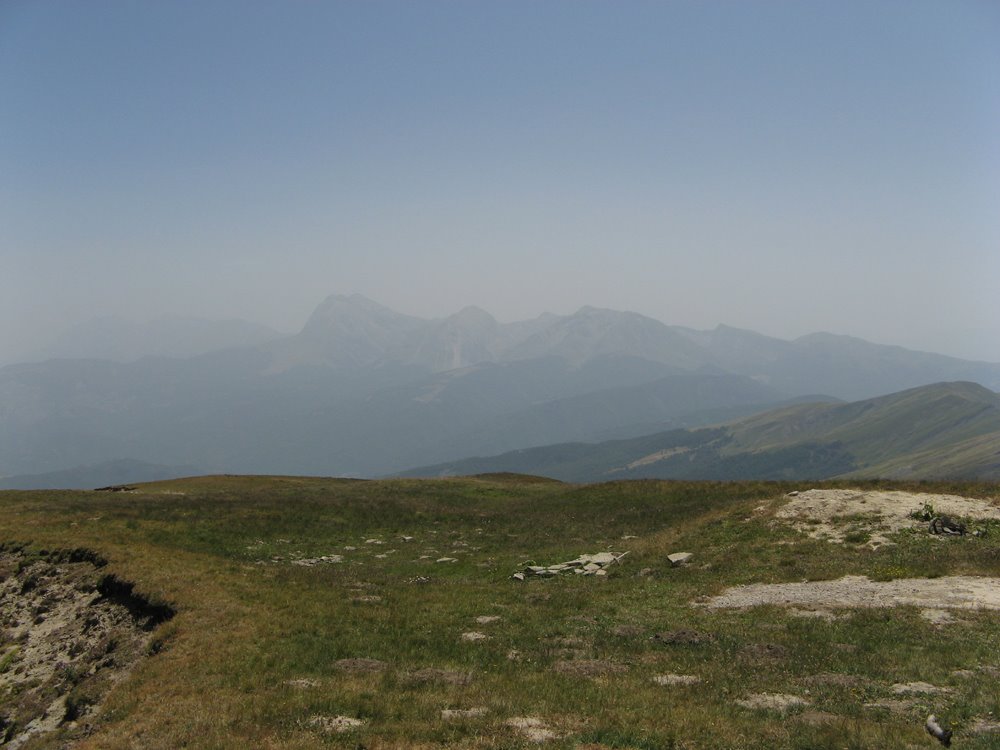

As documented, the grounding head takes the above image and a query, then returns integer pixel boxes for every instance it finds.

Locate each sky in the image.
[2,0,999,363]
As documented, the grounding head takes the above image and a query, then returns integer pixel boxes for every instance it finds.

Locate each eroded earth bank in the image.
[0,545,173,749]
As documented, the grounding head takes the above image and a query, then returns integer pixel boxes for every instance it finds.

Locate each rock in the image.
[511,572,526,581]
[515,551,628,578]
[652,673,701,686]
[594,569,608,576]
[308,715,365,733]
[506,716,560,742]
[436,557,458,563]
[929,516,967,536]
[475,615,501,625]
[285,678,321,688]
[667,552,693,567]
[892,681,951,695]
[736,693,809,711]
[460,631,488,642]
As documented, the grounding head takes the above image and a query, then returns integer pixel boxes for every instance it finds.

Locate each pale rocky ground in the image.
[701,574,1000,611]
[776,488,1000,547]
[706,488,1000,612]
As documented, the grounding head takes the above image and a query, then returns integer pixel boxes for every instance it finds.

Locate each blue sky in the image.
[2,1,998,361]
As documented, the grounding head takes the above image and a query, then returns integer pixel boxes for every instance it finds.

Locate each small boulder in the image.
[667,552,693,567]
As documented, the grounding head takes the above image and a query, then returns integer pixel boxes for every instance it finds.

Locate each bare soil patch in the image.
[777,489,1000,546]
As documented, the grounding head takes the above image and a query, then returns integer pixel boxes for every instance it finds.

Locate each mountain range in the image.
[1,294,998,486]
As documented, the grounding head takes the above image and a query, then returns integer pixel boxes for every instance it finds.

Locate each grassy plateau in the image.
[1,474,999,749]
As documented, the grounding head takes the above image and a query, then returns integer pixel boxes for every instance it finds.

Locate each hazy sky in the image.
[2,1,998,363]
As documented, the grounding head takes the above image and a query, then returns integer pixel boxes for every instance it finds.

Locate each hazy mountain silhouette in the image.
[2,295,998,479]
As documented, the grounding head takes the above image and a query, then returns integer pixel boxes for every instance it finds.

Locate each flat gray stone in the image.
[668,552,693,567]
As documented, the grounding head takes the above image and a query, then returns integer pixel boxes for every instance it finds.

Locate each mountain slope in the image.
[399,382,1000,482]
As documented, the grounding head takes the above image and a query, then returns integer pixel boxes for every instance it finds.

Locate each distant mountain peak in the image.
[449,305,497,326]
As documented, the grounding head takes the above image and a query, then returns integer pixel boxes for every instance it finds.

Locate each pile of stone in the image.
[511,551,628,581]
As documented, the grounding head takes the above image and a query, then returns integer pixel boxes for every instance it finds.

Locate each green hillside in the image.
[401,382,1000,482]
[2,475,1000,748]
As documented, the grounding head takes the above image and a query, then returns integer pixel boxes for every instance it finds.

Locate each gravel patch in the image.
[701,575,1000,612]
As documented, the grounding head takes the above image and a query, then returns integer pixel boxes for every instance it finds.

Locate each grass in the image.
[1,475,999,748]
